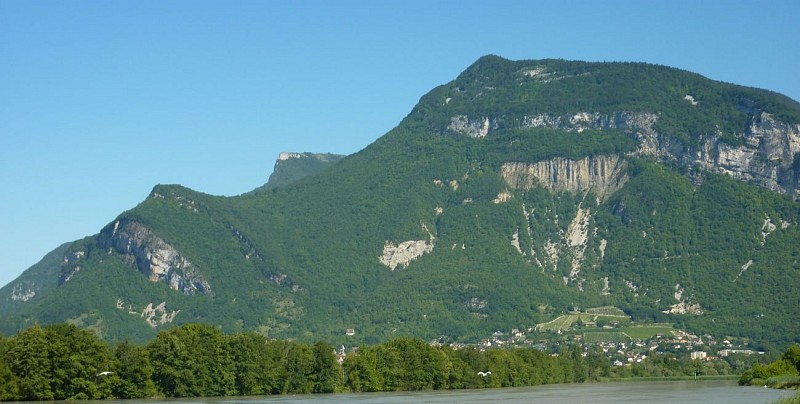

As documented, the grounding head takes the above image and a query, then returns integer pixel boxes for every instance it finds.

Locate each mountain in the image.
[2,55,800,349]
[255,152,345,192]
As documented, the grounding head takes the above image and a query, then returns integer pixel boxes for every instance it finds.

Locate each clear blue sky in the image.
[1,1,799,288]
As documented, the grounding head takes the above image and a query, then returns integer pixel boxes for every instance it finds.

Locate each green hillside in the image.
[2,56,799,350]
[255,152,345,192]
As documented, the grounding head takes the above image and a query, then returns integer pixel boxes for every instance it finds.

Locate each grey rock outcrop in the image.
[10,284,35,302]
[98,220,211,295]
[685,113,800,194]
[510,110,800,195]
[500,155,628,200]
[448,115,494,138]
[522,111,658,134]
[379,223,436,271]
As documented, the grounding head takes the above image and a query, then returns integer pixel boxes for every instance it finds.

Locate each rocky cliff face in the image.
[451,110,800,195]
[96,220,211,295]
[448,115,493,138]
[500,155,628,200]
[521,111,659,135]
[379,223,436,271]
[683,113,800,194]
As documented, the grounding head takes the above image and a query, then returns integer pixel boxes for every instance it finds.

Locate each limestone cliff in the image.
[448,115,493,138]
[450,109,800,195]
[500,155,628,200]
[521,111,659,135]
[511,110,800,195]
[498,154,624,292]
[379,223,436,271]
[95,219,211,295]
[672,113,800,195]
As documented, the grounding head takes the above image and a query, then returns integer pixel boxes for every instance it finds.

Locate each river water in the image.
[123,381,795,404]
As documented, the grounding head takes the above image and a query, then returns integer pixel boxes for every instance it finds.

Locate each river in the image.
[113,381,795,403]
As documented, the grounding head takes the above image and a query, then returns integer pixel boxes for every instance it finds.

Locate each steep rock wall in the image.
[500,155,628,200]
[683,113,800,194]
[522,111,658,134]
[97,220,211,295]
[481,110,800,195]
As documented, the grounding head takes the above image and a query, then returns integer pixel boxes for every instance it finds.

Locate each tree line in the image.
[0,322,605,401]
[739,345,800,389]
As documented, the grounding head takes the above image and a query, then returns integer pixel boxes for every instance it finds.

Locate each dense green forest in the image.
[0,323,595,400]
[0,322,764,401]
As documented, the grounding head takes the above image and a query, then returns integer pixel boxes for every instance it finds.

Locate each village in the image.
[444,326,764,368]
[337,306,765,369]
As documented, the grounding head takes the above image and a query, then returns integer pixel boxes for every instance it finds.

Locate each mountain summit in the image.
[2,56,799,348]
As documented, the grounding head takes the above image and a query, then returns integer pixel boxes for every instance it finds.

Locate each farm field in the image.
[582,331,630,343]
[536,307,677,343]
[584,306,628,317]
[619,324,675,339]
[536,314,587,332]
[536,306,633,332]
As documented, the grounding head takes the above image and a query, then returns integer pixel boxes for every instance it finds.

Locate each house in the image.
[345,328,355,336]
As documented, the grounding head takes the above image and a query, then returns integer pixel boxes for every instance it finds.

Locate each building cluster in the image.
[430,326,763,367]
[339,323,763,367]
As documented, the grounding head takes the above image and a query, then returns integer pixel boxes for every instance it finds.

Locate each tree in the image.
[385,337,446,390]
[438,347,474,389]
[229,332,283,395]
[566,344,588,382]
[43,323,114,399]
[584,345,611,380]
[112,340,156,398]
[341,344,399,392]
[4,324,53,400]
[312,341,339,393]
[0,335,19,401]
[782,344,800,373]
[148,323,235,397]
[282,342,314,394]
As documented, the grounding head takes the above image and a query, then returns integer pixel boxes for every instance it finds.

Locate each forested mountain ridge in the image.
[2,55,799,349]
[254,152,345,192]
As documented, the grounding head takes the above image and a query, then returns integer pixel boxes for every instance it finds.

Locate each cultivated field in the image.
[582,331,631,343]
[619,324,675,339]
[584,306,628,317]
[535,306,633,332]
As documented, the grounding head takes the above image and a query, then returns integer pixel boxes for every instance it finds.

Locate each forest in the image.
[0,322,596,400]
[0,322,764,401]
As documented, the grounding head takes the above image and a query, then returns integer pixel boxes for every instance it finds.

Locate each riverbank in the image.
[598,374,738,382]
[773,391,800,404]
[120,380,799,404]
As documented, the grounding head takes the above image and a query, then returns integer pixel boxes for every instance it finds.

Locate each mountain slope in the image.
[255,152,345,192]
[2,56,799,348]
